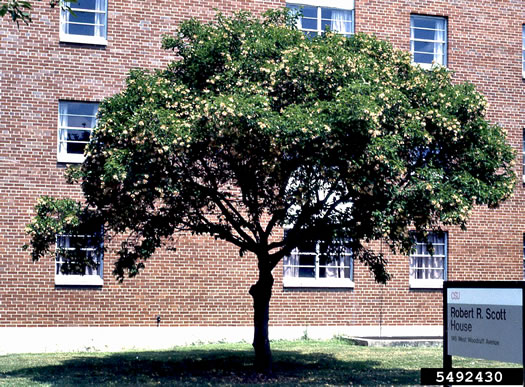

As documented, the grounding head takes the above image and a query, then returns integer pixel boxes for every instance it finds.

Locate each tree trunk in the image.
[249,267,274,374]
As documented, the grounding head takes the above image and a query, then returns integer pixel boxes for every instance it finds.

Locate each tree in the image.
[25,10,515,374]
[1,0,72,25]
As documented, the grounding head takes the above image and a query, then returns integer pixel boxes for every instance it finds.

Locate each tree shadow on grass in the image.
[0,347,420,386]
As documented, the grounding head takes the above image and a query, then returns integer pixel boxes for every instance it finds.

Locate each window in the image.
[410,15,447,68]
[409,232,447,288]
[55,231,103,286]
[286,0,354,37]
[58,101,98,163]
[283,239,354,288]
[60,0,108,45]
[522,25,524,78]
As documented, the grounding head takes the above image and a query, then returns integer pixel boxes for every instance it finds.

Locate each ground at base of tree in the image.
[0,339,518,386]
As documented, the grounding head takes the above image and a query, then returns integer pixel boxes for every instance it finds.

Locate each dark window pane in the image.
[67,129,91,142]
[74,0,97,10]
[56,235,67,246]
[66,102,98,116]
[73,266,86,275]
[301,17,317,30]
[321,19,331,31]
[69,11,96,24]
[298,254,315,267]
[433,244,445,256]
[68,23,95,36]
[298,267,315,277]
[297,240,316,253]
[414,53,434,64]
[67,115,96,128]
[413,28,437,41]
[414,41,435,54]
[67,142,88,154]
[411,16,440,30]
[300,6,317,18]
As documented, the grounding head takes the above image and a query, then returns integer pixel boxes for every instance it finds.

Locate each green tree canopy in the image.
[1,0,72,25]
[25,9,515,373]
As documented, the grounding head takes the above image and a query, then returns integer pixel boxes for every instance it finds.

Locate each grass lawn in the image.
[0,339,519,386]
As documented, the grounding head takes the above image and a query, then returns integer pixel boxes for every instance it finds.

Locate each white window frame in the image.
[57,101,98,164]
[55,232,103,286]
[60,0,108,45]
[286,0,355,37]
[283,237,354,288]
[409,232,447,289]
[410,14,447,69]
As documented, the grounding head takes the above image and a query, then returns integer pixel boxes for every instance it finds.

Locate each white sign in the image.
[447,287,523,364]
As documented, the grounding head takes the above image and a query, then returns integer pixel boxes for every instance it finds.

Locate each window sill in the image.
[283,277,354,288]
[287,0,354,9]
[55,275,103,286]
[411,62,447,71]
[60,33,107,46]
[57,153,85,164]
[409,279,443,289]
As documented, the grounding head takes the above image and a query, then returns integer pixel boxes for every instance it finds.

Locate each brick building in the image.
[0,0,524,353]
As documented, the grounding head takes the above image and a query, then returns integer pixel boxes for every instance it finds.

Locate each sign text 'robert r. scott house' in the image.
[0,0,524,353]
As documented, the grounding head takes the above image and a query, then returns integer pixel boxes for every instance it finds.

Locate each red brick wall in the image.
[0,0,523,329]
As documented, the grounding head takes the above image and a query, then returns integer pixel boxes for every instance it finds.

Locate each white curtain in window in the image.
[58,102,69,155]
[86,248,95,275]
[429,256,444,279]
[56,235,70,275]
[283,252,299,277]
[325,258,339,278]
[59,235,70,249]
[61,7,70,34]
[414,255,443,279]
[428,233,444,279]
[412,256,423,279]
[95,0,106,38]
[330,10,352,35]
[433,18,446,65]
